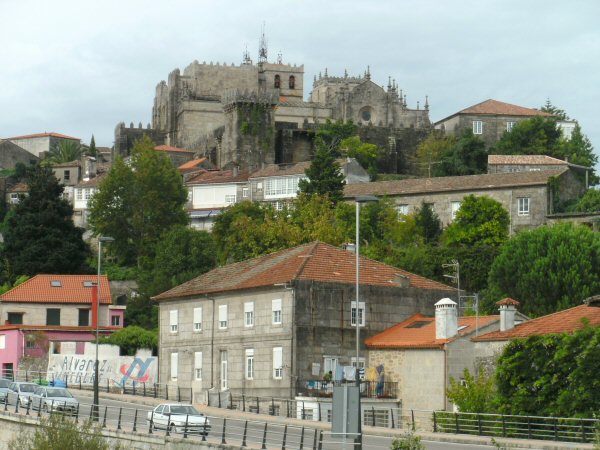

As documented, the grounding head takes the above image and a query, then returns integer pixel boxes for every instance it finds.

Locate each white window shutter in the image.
[170,353,178,380]
[194,307,202,325]
[218,304,228,322]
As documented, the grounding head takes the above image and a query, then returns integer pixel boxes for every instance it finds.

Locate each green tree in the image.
[573,188,600,212]
[540,98,569,120]
[493,116,563,157]
[315,119,357,155]
[2,164,90,280]
[298,141,346,204]
[415,202,442,244]
[560,123,598,182]
[88,134,97,157]
[339,135,379,179]
[99,326,157,356]
[447,367,497,413]
[433,130,487,176]
[415,132,455,177]
[46,140,82,164]
[88,135,188,266]
[486,223,600,316]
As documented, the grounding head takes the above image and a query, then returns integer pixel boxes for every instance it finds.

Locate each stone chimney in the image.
[496,298,520,332]
[232,165,239,177]
[435,298,458,340]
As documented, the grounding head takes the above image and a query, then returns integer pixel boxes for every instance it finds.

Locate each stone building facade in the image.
[0,140,39,169]
[115,43,431,175]
[154,242,454,401]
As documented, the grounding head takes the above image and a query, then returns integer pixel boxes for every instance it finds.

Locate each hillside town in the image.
[1,27,600,449]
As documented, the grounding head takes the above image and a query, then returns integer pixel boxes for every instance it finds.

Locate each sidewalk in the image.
[78,389,595,450]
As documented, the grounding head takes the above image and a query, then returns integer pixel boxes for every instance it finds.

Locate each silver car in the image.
[0,378,10,402]
[146,403,210,435]
[7,381,38,406]
[31,386,79,413]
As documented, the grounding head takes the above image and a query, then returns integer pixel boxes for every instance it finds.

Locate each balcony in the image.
[297,380,397,399]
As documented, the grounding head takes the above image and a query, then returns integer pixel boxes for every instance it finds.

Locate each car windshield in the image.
[0,380,10,388]
[19,384,37,393]
[46,388,72,398]
[169,405,199,415]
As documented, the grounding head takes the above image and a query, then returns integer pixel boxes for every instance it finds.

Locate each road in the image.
[69,392,533,450]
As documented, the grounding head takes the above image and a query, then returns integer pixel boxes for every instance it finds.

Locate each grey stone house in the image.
[153,241,454,401]
[344,168,586,233]
[434,99,551,148]
[0,140,39,169]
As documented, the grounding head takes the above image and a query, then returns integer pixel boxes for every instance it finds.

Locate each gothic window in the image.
[289,75,295,89]
[274,75,281,89]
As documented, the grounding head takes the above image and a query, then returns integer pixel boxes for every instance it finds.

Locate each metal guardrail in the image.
[297,380,398,398]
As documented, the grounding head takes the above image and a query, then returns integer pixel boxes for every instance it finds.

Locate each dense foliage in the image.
[486,223,600,316]
[88,135,188,266]
[447,368,497,413]
[2,164,90,281]
[46,140,83,164]
[415,132,455,177]
[99,326,157,356]
[298,141,346,204]
[432,130,487,177]
[573,188,600,212]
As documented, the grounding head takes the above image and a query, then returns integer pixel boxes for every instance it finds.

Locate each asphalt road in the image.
[67,392,530,450]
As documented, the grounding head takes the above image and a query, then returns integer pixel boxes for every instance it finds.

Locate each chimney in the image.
[496,298,520,332]
[232,165,239,177]
[435,298,458,339]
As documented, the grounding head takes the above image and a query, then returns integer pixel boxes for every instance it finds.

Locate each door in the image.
[220,351,228,390]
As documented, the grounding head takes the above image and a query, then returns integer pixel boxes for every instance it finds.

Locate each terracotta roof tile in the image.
[488,155,567,165]
[366,314,499,349]
[179,158,208,170]
[154,242,454,301]
[186,169,250,185]
[154,145,194,153]
[344,169,565,198]
[458,99,551,117]
[7,182,28,193]
[0,275,112,304]
[250,159,350,178]
[8,132,80,141]
[474,304,600,341]
[75,172,107,188]
[0,325,119,332]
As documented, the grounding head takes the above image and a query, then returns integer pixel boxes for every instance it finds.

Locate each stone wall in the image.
[113,122,167,159]
[0,140,39,169]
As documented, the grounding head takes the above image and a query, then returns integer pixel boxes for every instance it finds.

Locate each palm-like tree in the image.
[46,140,82,164]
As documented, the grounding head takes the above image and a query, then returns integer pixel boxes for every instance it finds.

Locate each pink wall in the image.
[110,310,125,328]
[0,329,23,376]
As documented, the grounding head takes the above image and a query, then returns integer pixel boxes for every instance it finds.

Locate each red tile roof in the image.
[75,173,107,188]
[474,304,600,341]
[366,313,500,349]
[8,132,81,141]
[0,325,119,332]
[178,157,208,170]
[186,169,250,185]
[496,298,520,306]
[344,169,565,198]
[154,145,194,153]
[154,241,454,301]
[250,159,351,178]
[488,155,567,165]
[458,99,552,117]
[0,275,112,304]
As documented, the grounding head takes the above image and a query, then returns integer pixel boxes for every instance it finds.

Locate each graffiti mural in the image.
[47,354,158,386]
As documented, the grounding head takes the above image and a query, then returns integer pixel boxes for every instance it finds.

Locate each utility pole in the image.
[442,259,460,308]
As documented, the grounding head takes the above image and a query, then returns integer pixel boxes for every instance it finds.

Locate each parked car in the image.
[146,403,210,435]
[30,386,79,413]
[7,381,38,406]
[0,378,11,402]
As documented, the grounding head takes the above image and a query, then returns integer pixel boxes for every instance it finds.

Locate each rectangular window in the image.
[225,194,236,203]
[265,177,300,198]
[63,170,70,181]
[193,307,202,331]
[324,357,338,375]
[473,120,483,135]
[169,310,178,333]
[273,347,283,379]
[518,197,530,216]
[245,348,254,380]
[26,338,36,349]
[0,335,5,349]
[220,350,228,390]
[506,121,517,132]
[111,315,120,326]
[194,351,203,380]
[46,308,61,326]
[244,302,254,327]
[7,312,23,325]
[84,189,91,200]
[78,309,90,327]
[242,188,249,198]
[351,357,366,369]
[218,304,228,329]
[395,204,409,216]
[76,189,83,200]
[272,299,282,325]
[351,301,365,327]
[170,352,178,381]
[451,201,462,220]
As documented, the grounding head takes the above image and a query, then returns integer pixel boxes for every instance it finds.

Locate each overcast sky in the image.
[1,0,598,165]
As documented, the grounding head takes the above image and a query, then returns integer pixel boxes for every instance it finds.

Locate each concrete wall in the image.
[0,140,39,169]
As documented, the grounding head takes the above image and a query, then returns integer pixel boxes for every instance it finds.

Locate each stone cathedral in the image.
[114,39,432,174]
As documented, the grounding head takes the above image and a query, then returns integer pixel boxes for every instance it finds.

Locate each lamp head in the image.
[99,236,115,243]
[355,195,379,204]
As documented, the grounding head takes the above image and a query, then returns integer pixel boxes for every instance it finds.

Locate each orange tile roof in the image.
[474,304,600,341]
[488,155,567,165]
[458,99,552,117]
[365,314,500,349]
[8,132,81,141]
[344,169,565,198]
[0,275,112,304]
[0,325,119,332]
[185,169,250,185]
[178,157,208,170]
[154,144,194,153]
[154,241,454,301]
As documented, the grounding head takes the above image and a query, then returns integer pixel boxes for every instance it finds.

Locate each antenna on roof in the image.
[258,23,268,64]
[243,44,252,65]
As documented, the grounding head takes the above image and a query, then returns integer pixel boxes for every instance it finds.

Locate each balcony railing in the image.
[297,380,397,399]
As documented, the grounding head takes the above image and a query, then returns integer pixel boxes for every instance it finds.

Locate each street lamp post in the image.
[354,195,378,449]
[93,236,114,420]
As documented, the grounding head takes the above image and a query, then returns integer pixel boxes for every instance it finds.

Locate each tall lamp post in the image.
[93,236,114,419]
[354,195,378,449]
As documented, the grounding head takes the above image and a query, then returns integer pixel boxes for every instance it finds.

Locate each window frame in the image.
[46,308,61,326]
[272,299,282,325]
[170,352,178,381]
[78,309,90,327]
[193,307,202,332]
[506,121,517,132]
[169,310,178,333]
[351,301,365,327]
[218,304,228,329]
[472,120,483,135]
[451,201,462,220]
[518,197,530,216]
[194,351,203,381]
[273,346,283,379]
[245,348,254,380]
[111,315,120,327]
[244,302,254,327]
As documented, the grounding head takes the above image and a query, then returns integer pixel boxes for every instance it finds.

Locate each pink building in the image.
[0,275,124,378]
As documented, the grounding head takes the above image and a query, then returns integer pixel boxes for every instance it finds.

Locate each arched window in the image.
[274,75,280,89]
[289,75,295,89]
